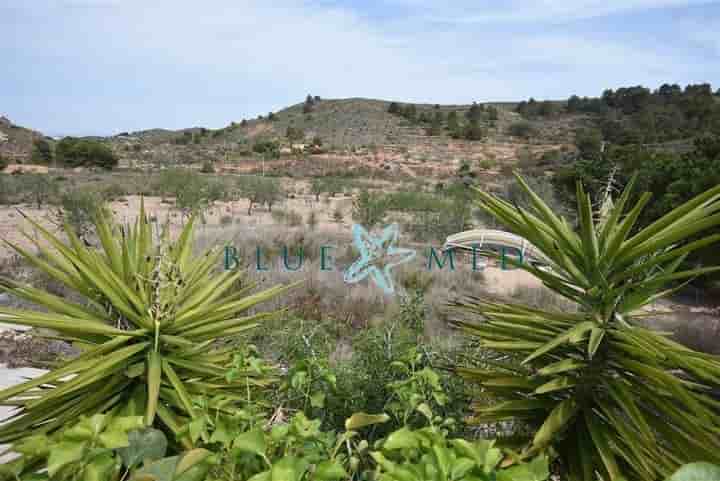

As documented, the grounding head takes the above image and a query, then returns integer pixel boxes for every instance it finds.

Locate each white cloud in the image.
[391,0,712,24]
[1,0,717,134]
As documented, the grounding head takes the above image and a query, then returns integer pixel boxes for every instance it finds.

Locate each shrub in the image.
[332,207,344,223]
[55,137,118,169]
[287,209,303,227]
[60,189,109,238]
[0,153,7,171]
[352,189,389,230]
[452,174,720,481]
[21,173,58,208]
[307,211,318,231]
[103,183,126,201]
[200,160,215,173]
[0,208,292,444]
[508,121,537,139]
[31,138,53,164]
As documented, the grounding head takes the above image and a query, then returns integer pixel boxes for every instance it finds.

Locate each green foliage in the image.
[60,188,110,239]
[22,173,59,208]
[452,173,720,481]
[252,140,280,158]
[0,206,291,445]
[508,121,537,139]
[55,137,118,169]
[516,99,559,119]
[286,126,305,142]
[352,189,389,230]
[666,463,720,481]
[464,118,484,141]
[559,135,720,282]
[0,154,7,171]
[157,168,226,217]
[237,175,283,215]
[0,414,215,480]
[426,112,444,137]
[373,431,549,481]
[303,94,316,114]
[200,160,215,173]
[31,138,53,164]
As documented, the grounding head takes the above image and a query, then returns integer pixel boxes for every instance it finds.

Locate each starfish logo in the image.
[343,223,416,294]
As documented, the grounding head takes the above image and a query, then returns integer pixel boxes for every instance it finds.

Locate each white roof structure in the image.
[443,229,552,266]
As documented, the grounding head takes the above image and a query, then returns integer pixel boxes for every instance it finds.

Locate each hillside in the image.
[0,116,48,162]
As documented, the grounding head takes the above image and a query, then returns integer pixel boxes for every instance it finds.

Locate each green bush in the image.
[55,137,117,169]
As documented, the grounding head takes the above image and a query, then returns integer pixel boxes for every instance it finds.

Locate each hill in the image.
[0,116,49,162]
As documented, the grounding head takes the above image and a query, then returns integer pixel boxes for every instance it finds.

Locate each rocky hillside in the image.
[0,116,48,162]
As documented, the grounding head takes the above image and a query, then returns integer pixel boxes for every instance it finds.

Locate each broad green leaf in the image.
[314,460,348,481]
[47,441,87,476]
[666,462,720,481]
[118,428,168,468]
[232,429,266,458]
[345,412,390,431]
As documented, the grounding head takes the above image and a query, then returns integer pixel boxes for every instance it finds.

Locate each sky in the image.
[1,0,719,136]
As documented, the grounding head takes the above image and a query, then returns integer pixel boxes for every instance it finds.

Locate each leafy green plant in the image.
[452,173,720,480]
[372,429,549,481]
[0,204,293,445]
[59,188,110,239]
[665,463,720,481]
[0,414,214,481]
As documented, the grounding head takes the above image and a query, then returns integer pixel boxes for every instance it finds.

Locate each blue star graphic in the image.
[344,223,416,294]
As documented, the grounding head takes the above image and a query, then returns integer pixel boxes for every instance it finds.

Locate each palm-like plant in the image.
[451,174,720,481]
[0,203,293,445]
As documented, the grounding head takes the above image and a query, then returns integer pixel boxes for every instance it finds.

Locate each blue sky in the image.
[1,0,718,136]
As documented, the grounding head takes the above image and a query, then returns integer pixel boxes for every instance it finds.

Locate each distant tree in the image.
[446,111,460,133]
[55,137,117,169]
[307,211,318,231]
[0,154,7,171]
[24,174,58,208]
[314,95,321,102]
[238,176,282,215]
[303,94,315,114]
[352,189,389,230]
[575,128,604,159]
[508,121,536,139]
[464,118,484,141]
[466,102,482,121]
[538,101,558,117]
[253,139,280,158]
[286,126,305,141]
[426,112,443,136]
[487,106,499,121]
[268,112,276,121]
[332,207,343,224]
[241,119,248,127]
[388,102,402,115]
[60,189,110,239]
[200,160,215,173]
[310,178,324,201]
[402,104,417,123]
[31,138,53,164]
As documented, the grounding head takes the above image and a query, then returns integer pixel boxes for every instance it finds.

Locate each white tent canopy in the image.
[443,229,552,266]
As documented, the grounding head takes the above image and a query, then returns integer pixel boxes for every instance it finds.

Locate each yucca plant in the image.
[451,174,720,481]
[0,203,293,446]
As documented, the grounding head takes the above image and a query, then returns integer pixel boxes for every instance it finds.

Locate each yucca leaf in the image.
[145,350,162,426]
